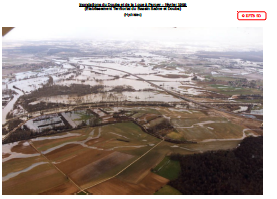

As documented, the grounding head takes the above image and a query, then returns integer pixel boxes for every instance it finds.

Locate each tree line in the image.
[169,136,263,195]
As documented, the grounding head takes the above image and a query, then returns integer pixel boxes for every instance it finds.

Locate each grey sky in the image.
[2,27,262,51]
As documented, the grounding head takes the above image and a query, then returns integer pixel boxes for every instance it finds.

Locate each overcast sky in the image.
[2,27,262,51]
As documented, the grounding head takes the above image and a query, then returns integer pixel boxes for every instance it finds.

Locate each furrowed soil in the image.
[10,141,38,154]
[54,146,113,175]
[116,150,165,184]
[69,151,134,187]
[2,163,67,195]
[39,182,79,195]
[87,172,169,195]
[3,156,46,177]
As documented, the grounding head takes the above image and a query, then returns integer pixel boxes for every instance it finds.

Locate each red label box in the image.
[237,11,267,20]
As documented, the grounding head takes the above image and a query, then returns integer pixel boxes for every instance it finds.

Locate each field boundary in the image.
[77,138,164,194]
[27,140,84,193]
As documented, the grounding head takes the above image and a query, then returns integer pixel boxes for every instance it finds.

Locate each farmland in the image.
[2,36,263,195]
[2,108,260,194]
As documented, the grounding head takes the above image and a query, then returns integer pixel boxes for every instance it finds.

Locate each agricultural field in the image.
[170,117,245,142]
[87,173,169,195]
[3,114,250,194]
[2,141,69,195]
[152,156,181,180]
[2,122,166,194]
[2,37,263,195]
[207,84,263,97]
[154,185,182,195]
[2,104,262,194]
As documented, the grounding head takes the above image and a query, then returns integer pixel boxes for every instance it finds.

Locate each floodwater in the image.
[250,109,263,115]
[233,106,248,113]
[61,110,97,127]
[39,91,182,104]
[183,88,204,95]
[56,77,153,91]
[2,89,24,124]
[241,114,256,119]
[200,128,261,142]
[2,141,40,162]
[2,53,192,123]
[40,128,103,154]
[174,120,228,129]
[2,162,48,182]
[31,132,81,141]
[137,74,191,82]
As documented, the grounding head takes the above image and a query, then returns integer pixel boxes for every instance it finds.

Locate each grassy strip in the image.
[152,156,181,180]
[154,185,182,195]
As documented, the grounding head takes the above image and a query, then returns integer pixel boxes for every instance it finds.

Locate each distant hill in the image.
[196,51,263,62]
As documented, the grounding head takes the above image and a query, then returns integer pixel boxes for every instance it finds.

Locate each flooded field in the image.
[39,91,181,104]
[2,116,249,194]
[2,49,263,123]
[2,38,263,195]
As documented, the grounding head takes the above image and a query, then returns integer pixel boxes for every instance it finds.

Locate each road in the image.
[2,121,26,142]
[77,138,164,194]
[28,140,83,192]
[89,64,263,122]
[3,64,262,143]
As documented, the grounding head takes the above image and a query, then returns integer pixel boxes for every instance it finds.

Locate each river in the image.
[2,89,24,124]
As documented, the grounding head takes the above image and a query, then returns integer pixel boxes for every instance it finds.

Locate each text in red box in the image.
[237,11,267,20]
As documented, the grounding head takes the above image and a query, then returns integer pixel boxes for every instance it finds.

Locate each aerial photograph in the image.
[2,27,263,195]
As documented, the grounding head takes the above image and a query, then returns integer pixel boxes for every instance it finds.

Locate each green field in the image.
[3,107,255,194]
[129,107,162,115]
[208,84,263,96]
[152,156,181,180]
[154,185,182,195]
[171,117,227,127]
[74,111,96,121]
[156,107,207,119]
[204,75,238,82]
[166,131,184,140]
[171,117,244,141]
[77,191,87,195]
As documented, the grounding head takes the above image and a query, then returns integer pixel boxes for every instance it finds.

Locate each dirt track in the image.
[78,138,164,193]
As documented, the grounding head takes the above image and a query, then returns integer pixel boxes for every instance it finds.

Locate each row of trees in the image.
[228,79,263,90]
